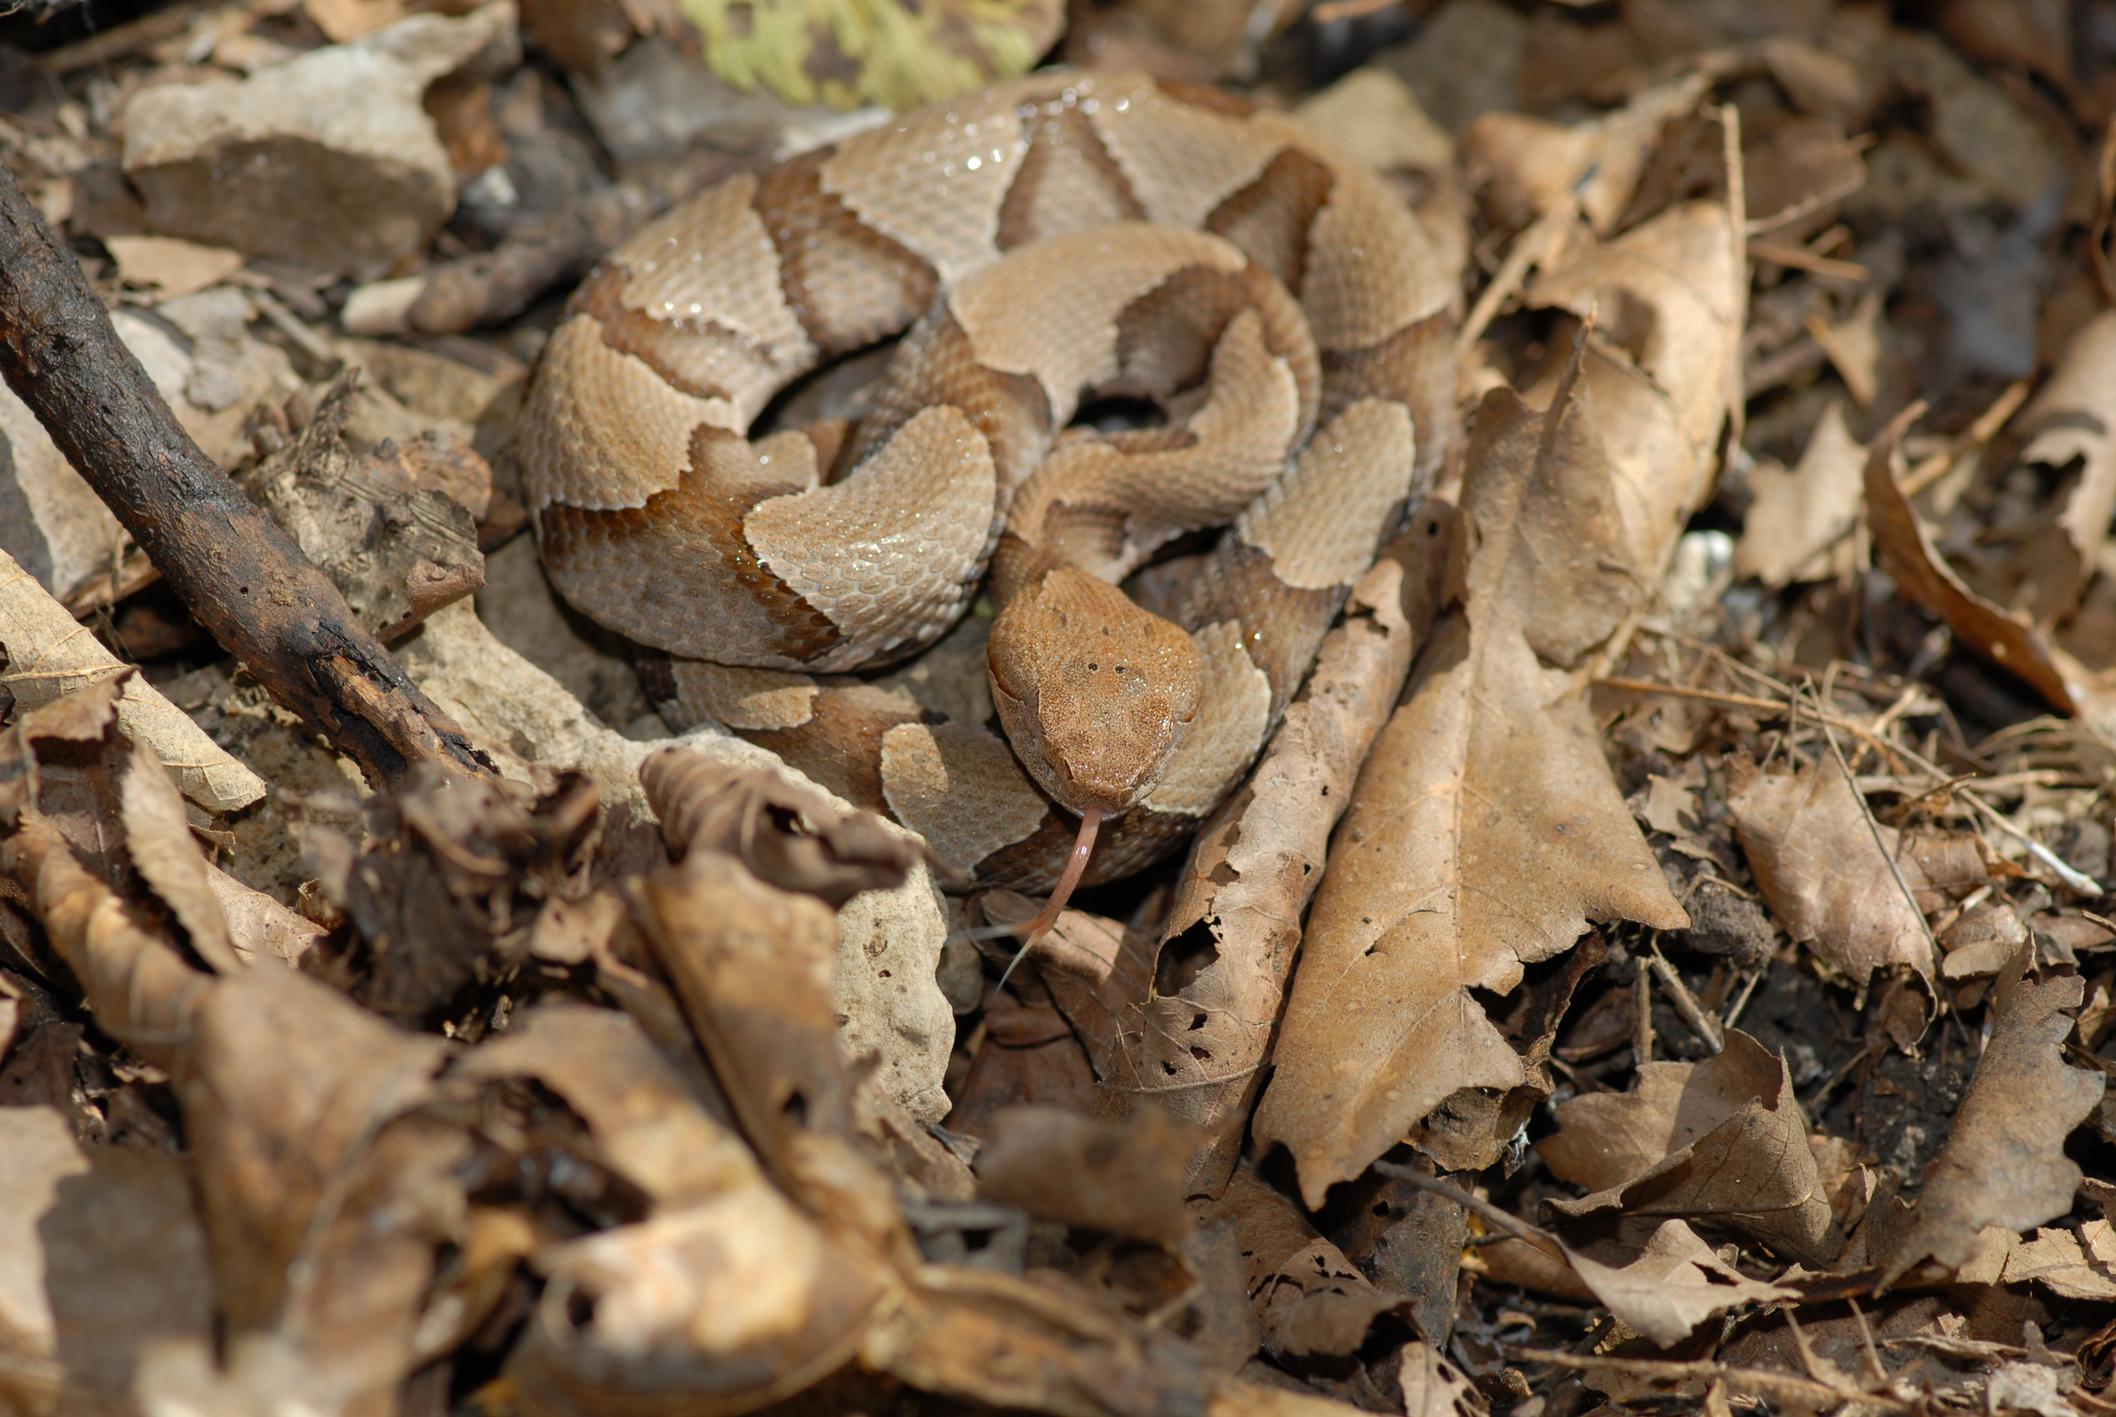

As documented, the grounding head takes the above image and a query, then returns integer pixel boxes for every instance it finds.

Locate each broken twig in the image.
[0,164,492,787]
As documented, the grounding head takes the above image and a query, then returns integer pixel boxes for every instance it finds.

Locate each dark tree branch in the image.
[0,163,493,787]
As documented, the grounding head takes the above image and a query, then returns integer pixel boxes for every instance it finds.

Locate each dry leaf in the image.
[1101,520,1455,1193]
[1562,1218,1793,1347]
[4,816,213,1068]
[0,1105,216,1404]
[1883,960,2105,1284]
[102,234,245,297]
[0,548,265,813]
[1208,1170,1420,1370]
[1542,1030,1844,1265]
[641,745,921,907]
[1255,356,1687,1207]
[2002,309,2116,623]
[1736,399,1866,586]
[178,965,469,1408]
[1730,753,1937,983]
[975,1104,1196,1248]
[1866,405,2083,712]
[633,847,856,1169]
[304,765,598,1023]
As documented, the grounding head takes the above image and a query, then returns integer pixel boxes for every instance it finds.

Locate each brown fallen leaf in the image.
[1409,929,1606,1174]
[1525,227,1746,623]
[1865,404,2083,712]
[1998,1222,2116,1302]
[479,1001,895,1417]
[178,964,470,1409]
[1998,309,2116,625]
[863,1262,1371,1417]
[302,764,599,1024]
[1562,1217,1794,1348]
[4,816,213,1068]
[633,847,854,1170]
[0,1105,217,1407]
[1729,753,1938,984]
[0,548,265,813]
[641,744,921,906]
[1541,1029,1844,1265]
[1100,517,1456,1194]
[1254,352,1688,1208]
[1882,957,2106,1285]
[1207,1170,1423,1372]
[975,1104,1197,1248]
[1735,399,1867,587]
[1463,73,1710,235]
[509,1188,890,1417]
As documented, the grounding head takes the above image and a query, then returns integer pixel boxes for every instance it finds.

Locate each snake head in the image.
[986,566,1204,817]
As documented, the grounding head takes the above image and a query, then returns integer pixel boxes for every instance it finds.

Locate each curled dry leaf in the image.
[1102,516,1457,1193]
[1541,1030,1843,1265]
[0,546,264,813]
[452,1002,740,1199]
[638,745,953,1126]
[974,1104,1197,1248]
[1994,1222,2116,1303]
[478,1004,893,1417]
[304,764,599,1023]
[1463,73,1710,234]
[1865,405,2083,713]
[1734,399,1867,587]
[632,847,854,1167]
[1561,1218,1794,1348]
[1882,960,2106,1285]
[4,816,213,1069]
[117,730,239,972]
[1207,1170,1423,1370]
[178,964,468,1408]
[1729,753,1940,984]
[0,1105,216,1407]
[1255,354,1688,1208]
[1525,198,1747,597]
[2001,309,2116,624]
[642,744,921,906]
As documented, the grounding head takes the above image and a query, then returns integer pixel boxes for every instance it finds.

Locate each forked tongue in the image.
[946,806,1104,1002]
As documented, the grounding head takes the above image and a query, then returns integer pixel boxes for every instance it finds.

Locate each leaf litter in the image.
[6,1,2116,1414]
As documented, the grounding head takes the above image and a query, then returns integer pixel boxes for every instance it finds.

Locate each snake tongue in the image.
[988,805,1104,999]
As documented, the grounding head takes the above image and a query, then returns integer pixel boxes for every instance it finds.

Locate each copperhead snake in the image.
[518,69,1455,909]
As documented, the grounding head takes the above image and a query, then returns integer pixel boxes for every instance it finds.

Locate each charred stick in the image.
[0,163,492,786]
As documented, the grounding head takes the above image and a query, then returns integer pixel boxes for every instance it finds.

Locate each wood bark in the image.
[0,163,491,786]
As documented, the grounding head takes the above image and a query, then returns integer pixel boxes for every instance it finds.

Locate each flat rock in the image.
[121,4,517,278]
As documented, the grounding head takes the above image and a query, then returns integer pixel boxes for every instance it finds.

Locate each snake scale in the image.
[518,68,1455,902]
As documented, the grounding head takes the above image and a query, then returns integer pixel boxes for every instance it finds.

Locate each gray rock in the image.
[121,4,518,279]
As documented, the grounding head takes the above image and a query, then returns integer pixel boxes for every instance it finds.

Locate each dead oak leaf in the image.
[1563,1218,1793,1348]
[1541,1030,1843,1266]
[1730,753,1937,983]
[1735,398,1866,587]
[1255,359,1687,1208]
[1882,963,2105,1286]
[1866,404,2083,713]
[2003,309,2116,624]
[974,1104,1197,1249]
